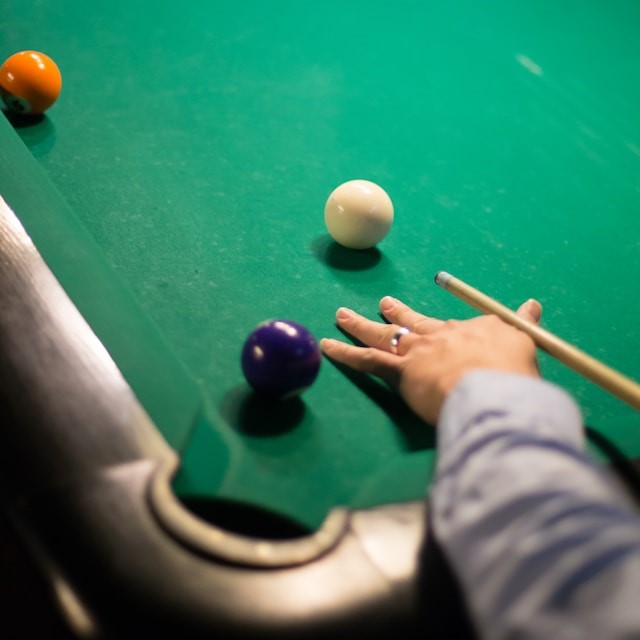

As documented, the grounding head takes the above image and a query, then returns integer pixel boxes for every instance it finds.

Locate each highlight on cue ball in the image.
[241,319,322,399]
[0,50,62,115]
[324,179,394,250]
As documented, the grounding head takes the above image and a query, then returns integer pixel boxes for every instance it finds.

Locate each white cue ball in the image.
[324,179,394,250]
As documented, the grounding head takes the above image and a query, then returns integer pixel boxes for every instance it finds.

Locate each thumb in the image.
[516,298,542,325]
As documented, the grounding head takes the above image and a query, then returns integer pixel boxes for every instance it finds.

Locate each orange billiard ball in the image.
[0,50,62,115]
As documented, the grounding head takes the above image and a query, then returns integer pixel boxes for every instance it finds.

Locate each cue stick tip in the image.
[434,271,453,288]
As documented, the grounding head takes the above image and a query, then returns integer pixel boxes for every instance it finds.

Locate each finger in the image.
[516,298,542,325]
[335,307,416,352]
[379,296,444,335]
[515,299,542,375]
[320,338,399,384]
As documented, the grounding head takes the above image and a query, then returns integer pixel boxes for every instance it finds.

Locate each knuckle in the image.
[334,341,350,357]
[393,305,412,324]
[361,348,377,364]
[414,316,443,333]
[399,303,414,317]
[474,314,502,329]
[375,329,393,350]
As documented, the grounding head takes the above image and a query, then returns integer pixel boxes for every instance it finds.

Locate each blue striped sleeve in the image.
[432,371,640,640]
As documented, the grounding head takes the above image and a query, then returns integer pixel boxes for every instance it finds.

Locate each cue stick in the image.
[434,271,640,412]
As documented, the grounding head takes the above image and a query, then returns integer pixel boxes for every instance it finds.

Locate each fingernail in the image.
[380,296,397,312]
[336,307,354,321]
[525,298,542,324]
[526,299,542,323]
[320,338,338,354]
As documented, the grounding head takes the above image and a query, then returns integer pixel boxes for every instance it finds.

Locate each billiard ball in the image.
[0,51,62,115]
[241,320,321,398]
[324,179,394,250]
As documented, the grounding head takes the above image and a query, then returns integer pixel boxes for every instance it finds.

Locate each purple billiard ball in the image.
[241,320,321,398]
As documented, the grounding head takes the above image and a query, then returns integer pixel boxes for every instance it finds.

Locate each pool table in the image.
[1,1,639,637]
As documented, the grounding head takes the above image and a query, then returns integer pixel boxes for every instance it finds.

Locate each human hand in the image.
[320,297,541,425]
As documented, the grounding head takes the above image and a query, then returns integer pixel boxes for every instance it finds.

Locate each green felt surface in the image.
[1,0,639,529]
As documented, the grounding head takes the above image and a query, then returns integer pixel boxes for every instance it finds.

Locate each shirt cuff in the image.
[437,370,584,454]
